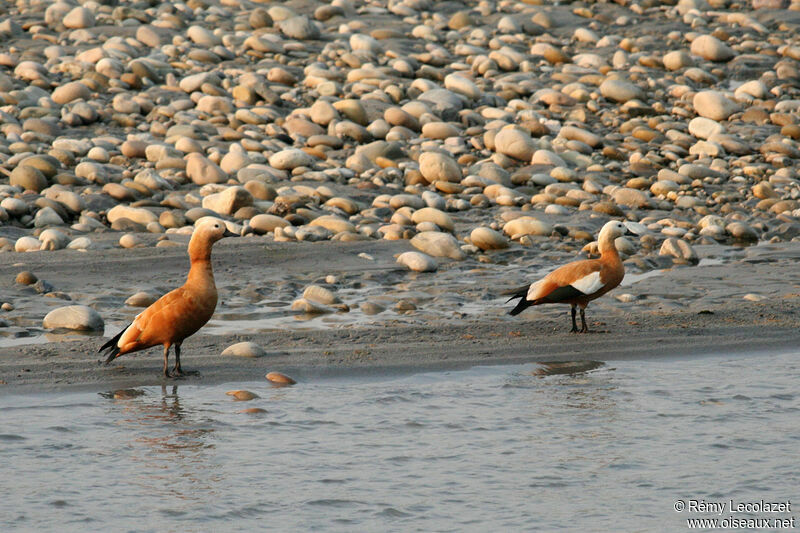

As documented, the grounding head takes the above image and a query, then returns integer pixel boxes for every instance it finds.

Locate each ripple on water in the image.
[46,426,74,433]
[376,507,413,518]
[306,498,365,508]
[2,402,96,412]
[771,393,794,400]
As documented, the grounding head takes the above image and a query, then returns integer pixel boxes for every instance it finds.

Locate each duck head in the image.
[597,220,634,253]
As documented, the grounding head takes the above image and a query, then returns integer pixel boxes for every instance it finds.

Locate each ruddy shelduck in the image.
[99,217,236,377]
[504,220,632,333]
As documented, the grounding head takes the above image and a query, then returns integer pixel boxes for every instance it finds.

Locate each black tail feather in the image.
[508,297,532,316]
[98,323,129,364]
[502,284,529,300]
[503,284,532,316]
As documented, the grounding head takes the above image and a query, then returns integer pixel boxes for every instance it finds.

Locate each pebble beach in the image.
[2,0,800,389]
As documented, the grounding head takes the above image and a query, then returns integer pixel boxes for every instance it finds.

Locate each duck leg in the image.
[570,305,578,333]
[173,343,184,376]
[162,345,172,378]
[579,308,589,333]
[173,343,199,377]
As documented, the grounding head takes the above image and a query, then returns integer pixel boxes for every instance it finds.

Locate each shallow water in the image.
[1,352,798,532]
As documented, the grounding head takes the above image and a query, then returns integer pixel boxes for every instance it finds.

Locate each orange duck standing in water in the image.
[504,220,632,333]
[100,218,236,377]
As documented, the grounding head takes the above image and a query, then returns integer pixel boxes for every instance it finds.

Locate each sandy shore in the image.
[2,0,800,393]
[2,238,799,394]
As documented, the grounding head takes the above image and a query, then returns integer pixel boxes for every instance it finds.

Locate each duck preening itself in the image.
[99,217,236,377]
[504,220,632,333]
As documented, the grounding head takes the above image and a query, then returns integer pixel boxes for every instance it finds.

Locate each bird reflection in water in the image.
[532,360,605,377]
[504,360,616,414]
[531,361,615,411]
[100,385,222,506]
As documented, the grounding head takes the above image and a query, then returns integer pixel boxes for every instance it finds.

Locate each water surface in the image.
[1,352,798,532]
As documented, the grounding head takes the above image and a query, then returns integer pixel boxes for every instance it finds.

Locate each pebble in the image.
[663,51,694,71]
[693,91,739,121]
[226,390,260,401]
[10,166,48,192]
[119,234,144,249]
[222,342,267,358]
[125,292,158,307]
[269,149,316,170]
[15,237,41,253]
[39,229,69,251]
[16,271,38,285]
[470,227,509,251]
[239,408,268,414]
[249,214,289,234]
[726,222,759,242]
[600,79,644,103]
[42,305,104,331]
[418,152,461,183]
[185,154,227,185]
[266,372,296,385]
[690,35,735,62]
[51,82,90,104]
[409,232,464,260]
[279,16,319,40]
[310,215,355,234]
[494,126,537,161]
[63,7,95,29]
[303,285,342,306]
[291,298,335,314]
[34,208,64,228]
[361,302,385,315]
[396,251,438,272]
[108,206,158,227]
[688,117,724,140]
[410,208,454,233]
[659,238,699,265]
[202,187,253,216]
[612,188,650,209]
[444,73,481,100]
[503,217,553,238]
[67,237,94,251]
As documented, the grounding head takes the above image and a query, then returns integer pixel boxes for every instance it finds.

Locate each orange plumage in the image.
[99,218,235,377]
[505,220,630,332]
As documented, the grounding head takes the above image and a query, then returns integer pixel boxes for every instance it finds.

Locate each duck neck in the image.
[186,237,215,286]
[598,233,620,263]
[187,257,214,287]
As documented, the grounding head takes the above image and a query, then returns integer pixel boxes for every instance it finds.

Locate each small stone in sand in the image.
[266,372,296,385]
[125,292,158,307]
[16,271,38,285]
[239,408,268,414]
[222,342,266,358]
[226,390,260,401]
[43,305,104,331]
[396,251,439,272]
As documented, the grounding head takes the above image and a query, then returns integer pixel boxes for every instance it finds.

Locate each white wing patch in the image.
[526,279,548,301]
[570,271,604,295]
[118,312,144,348]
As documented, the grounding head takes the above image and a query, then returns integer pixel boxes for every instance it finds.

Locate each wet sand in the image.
[2,238,799,394]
